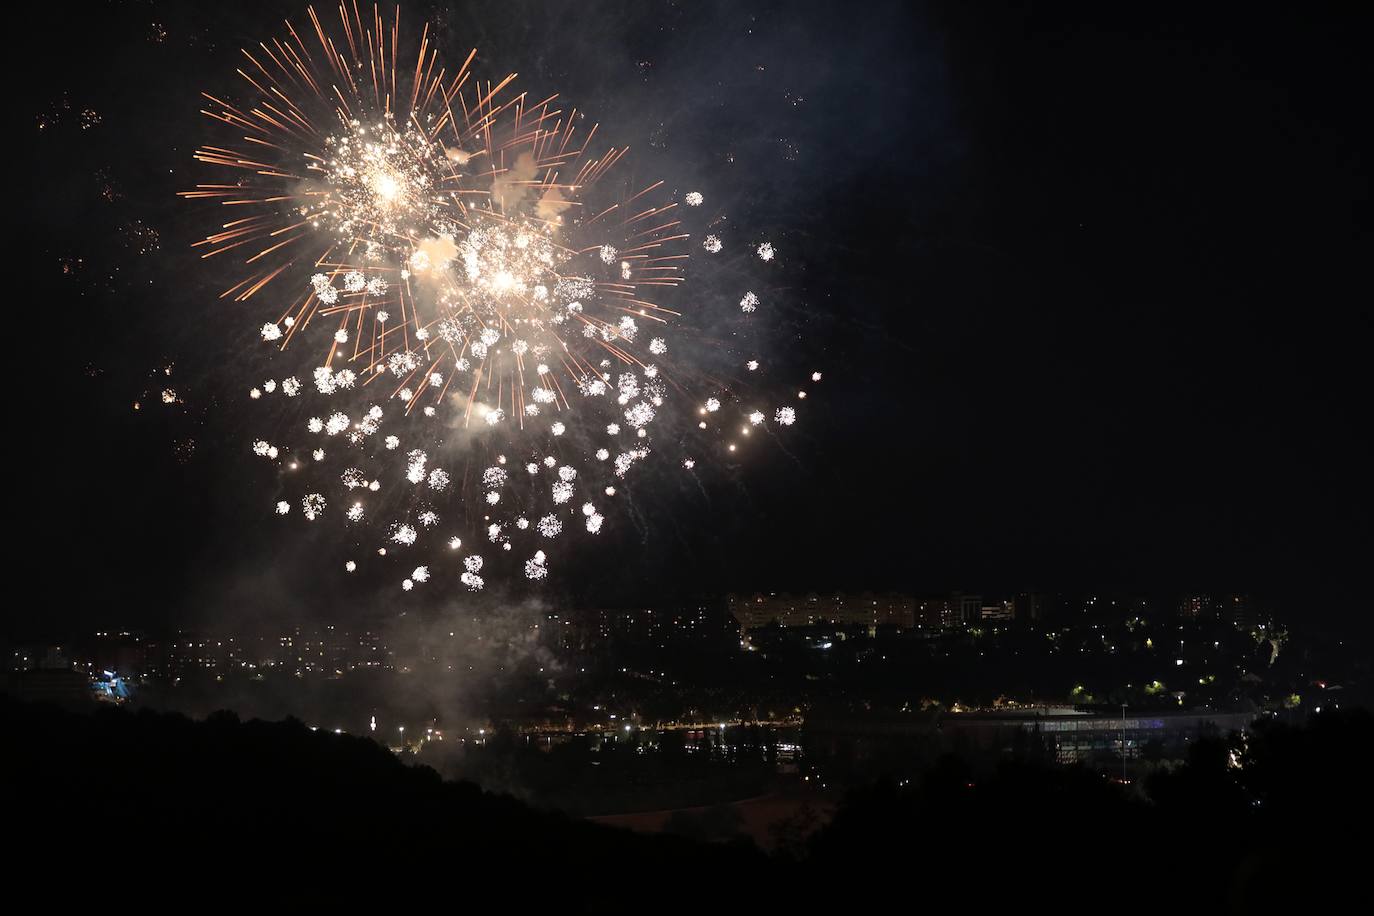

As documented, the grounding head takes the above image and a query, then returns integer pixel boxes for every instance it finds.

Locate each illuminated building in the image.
[727,592,917,633]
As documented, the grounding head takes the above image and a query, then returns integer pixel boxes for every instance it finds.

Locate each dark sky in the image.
[17,1,1370,637]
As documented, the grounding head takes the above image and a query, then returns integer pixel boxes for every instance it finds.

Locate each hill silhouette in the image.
[6,695,1367,912]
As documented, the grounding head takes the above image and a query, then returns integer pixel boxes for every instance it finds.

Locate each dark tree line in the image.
[5,695,1367,912]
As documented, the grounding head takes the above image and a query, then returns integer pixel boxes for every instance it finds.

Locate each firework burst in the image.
[184,4,815,589]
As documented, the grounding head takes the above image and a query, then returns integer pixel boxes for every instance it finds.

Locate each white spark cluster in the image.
[190,15,815,592]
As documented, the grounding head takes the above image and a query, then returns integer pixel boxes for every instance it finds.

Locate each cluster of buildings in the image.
[726,591,1266,636]
[727,591,1041,634]
[1177,593,1261,630]
[548,603,738,651]
[5,592,1271,690]
[6,626,389,682]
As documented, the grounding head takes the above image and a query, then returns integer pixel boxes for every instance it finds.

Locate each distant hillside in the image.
[3,696,770,907]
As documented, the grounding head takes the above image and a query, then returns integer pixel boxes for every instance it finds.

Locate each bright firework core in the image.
[312,118,444,240]
[453,219,565,301]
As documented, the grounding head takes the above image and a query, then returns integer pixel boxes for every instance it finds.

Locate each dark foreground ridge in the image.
[5,695,770,908]
[6,695,1368,912]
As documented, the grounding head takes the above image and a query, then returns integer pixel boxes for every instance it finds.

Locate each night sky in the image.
[18,1,1370,637]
